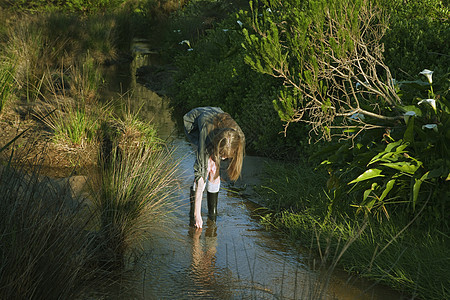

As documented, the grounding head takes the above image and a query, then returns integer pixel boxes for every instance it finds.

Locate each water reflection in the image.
[101,38,177,139]
[188,221,224,298]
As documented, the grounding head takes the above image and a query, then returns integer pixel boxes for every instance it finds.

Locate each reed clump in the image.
[89,116,180,269]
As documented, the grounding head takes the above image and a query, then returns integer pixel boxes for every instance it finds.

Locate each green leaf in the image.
[380,162,422,174]
[349,168,384,184]
[399,105,423,117]
[403,115,415,143]
[384,140,403,152]
[379,179,396,201]
[412,181,420,210]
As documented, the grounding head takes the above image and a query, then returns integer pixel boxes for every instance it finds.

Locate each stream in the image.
[100,39,408,299]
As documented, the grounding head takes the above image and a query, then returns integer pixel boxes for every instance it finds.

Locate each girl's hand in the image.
[194,213,203,229]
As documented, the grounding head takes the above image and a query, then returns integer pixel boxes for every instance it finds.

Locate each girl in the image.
[184,107,245,229]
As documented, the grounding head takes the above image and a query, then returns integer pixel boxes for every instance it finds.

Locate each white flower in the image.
[237,20,243,28]
[419,69,433,84]
[267,8,272,13]
[422,124,438,132]
[179,40,191,47]
[222,29,229,32]
[418,98,436,112]
[403,111,416,123]
[349,112,365,121]
[187,48,194,51]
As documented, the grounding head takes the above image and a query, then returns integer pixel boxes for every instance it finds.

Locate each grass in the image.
[256,159,450,300]
[88,129,180,268]
[0,60,15,113]
[34,94,104,147]
[0,156,104,299]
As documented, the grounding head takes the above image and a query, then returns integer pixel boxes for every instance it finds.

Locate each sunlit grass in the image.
[34,95,104,147]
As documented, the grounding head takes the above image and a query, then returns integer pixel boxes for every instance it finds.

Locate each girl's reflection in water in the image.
[188,219,218,292]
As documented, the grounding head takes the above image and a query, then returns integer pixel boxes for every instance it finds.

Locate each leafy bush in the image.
[240,0,449,224]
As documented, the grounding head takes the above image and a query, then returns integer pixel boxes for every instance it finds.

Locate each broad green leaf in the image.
[366,198,376,210]
[368,152,396,165]
[379,179,396,201]
[349,168,384,184]
[412,173,428,211]
[385,140,402,152]
[394,144,409,154]
[380,162,422,174]
[403,116,415,143]
[363,188,371,201]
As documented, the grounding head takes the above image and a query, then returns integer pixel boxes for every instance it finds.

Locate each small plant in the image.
[35,96,104,147]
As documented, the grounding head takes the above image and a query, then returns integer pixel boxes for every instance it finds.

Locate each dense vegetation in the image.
[0,0,448,299]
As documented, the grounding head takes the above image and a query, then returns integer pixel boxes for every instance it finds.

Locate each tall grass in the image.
[89,120,180,268]
[2,11,119,103]
[0,115,181,296]
[0,157,104,299]
[68,52,105,103]
[2,14,46,102]
[0,59,15,113]
[33,55,107,147]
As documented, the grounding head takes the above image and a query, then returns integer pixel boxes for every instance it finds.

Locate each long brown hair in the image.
[209,113,245,181]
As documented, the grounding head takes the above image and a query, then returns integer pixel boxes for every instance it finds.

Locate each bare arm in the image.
[194,177,205,229]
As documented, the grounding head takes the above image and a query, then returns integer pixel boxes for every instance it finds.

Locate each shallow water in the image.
[101,39,408,300]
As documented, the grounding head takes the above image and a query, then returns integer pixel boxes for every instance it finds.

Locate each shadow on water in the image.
[100,39,408,299]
